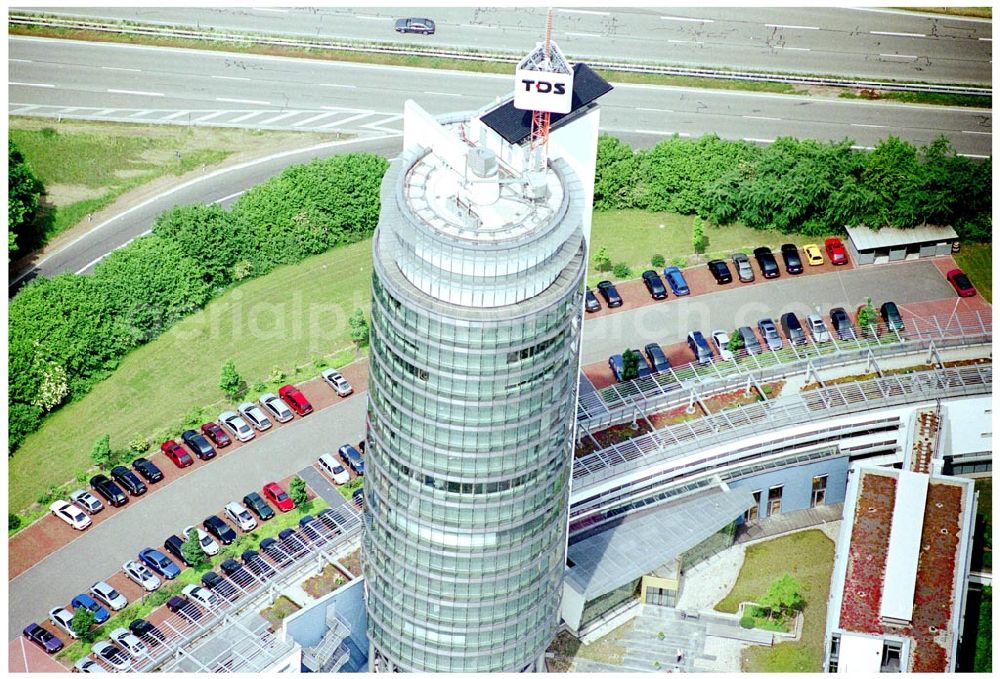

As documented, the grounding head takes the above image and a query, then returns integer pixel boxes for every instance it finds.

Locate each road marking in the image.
[774,46,811,51]
[10,105,40,114]
[765,24,820,30]
[871,30,926,38]
[636,107,674,113]
[211,75,252,81]
[257,110,302,125]
[229,110,267,123]
[425,91,463,98]
[94,108,117,116]
[321,112,375,127]
[851,123,887,128]
[669,39,704,45]
[566,32,601,38]
[319,83,357,88]
[961,130,991,136]
[292,111,340,127]
[661,16,713,23]
[959,153,990,158]
[850,144,875,151]
[321,105,375,113]
[743,137,776,143]
[356,15,391,21]
[636,129,691,137]
[129,110,153,118]
[161,110,191,120]
[879,54,918,59]
[559,9,610,15]
[10,81,54,88]
[842,6,993,23]
[461,24,492,29]
[195,111,229,122]
[107,88,164,96]
[252,6,288,12]
[102,66,141,72]
[979,38,992,42]
[213,190,246,204]
[10,58,32,63]
[743,115,782,121]
[216,97,271,105]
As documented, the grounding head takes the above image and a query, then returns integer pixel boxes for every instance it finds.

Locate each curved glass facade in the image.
[363,143,587,672]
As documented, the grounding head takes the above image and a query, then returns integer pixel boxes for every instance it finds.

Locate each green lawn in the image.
[10,240,372,514]
[953,242,992,303]
[715,529,835,672]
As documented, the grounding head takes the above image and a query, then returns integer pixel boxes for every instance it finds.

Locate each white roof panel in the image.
[879,470,929,622]
[845,223,957,251]
[837,634,885,673]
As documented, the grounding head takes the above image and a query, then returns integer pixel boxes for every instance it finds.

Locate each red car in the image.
[947,268,977,297]
[262,481,295,512]
[161,440,193,468]
[200,422,232,448]
[278,384,313,416]
[824,237,848,265]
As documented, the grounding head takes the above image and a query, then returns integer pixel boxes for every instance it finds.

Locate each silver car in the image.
[219,411,255,442]
[183,524,220,556]
[711,330,735,361]
[92,641,131,671]
[122,560,161,592]
[48,607,77,639]
[731,253,755,282]
[74,658,108,673]
[806,314,832,343]
[182,584,221,610]
[321,369,353,397]
[224,501,257,532]
[91,580,128,611]
[757,318,784,351]
[238,402,273,431]
[259,393,293,423]
[109,627,148,657]
[69,489,104,514]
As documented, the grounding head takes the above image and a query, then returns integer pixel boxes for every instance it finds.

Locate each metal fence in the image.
[578,310,992,435]
[89,506,362,673]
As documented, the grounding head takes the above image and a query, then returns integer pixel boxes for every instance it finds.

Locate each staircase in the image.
[301,603,351,672]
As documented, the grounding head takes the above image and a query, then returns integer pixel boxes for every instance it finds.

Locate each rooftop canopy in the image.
[845,224,958,251]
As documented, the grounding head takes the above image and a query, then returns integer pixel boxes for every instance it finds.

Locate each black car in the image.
[181,429,216,460]
[707,259,733,284]
[278,528,307,556]
[164,534,197,567]
[687,331,714,365]
[242,492,275,521]
[299,514,326,543]
[131,458,163,483]
[166,595,201,621]
[830,307,856,340]
[644,343,671,373]
[880,301,905,332]
[260,537,293,567]
[584,288,601,313]
[595,280,622,308]
[780,244,803,274]
[241,549,276,580]
[338,444,365,475]
[780,312,807,345]
[23,623,63,654]
[220,558,249,581]
[129,618,167,645]
[90,474,129,507]
[394,17,435,34]
[753,247,780,278]
[317,508,343,534]
[352,487,364,509]
[110,466,147,496]
[203,515,237,545]
[641,270,668,300]
[201,571,239,602]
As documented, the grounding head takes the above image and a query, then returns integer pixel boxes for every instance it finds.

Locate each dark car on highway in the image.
[880,301,905,332]
[203,515,237,545]
[780,244,803,275]
[780,312,807,345]
[166,595,201,621]
[830,307,856,340]
[644,343,671,373]
[260,537,293,568]
[642,270,667,300]
[111,466,147,496]
[596,280,622,308]
[584,287,601,313]
[23,623,63,654]
[131,458,163,484]
[753,247,780,278]
[279,528,306,556]
[129,618,167,645]
[90,474,129,507]
[707,259,733,285]
[395,17,435,34]
[182,429,217,460]
[242,492,275,521]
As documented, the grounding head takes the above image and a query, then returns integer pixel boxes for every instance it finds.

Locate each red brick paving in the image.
[8,636,69,673]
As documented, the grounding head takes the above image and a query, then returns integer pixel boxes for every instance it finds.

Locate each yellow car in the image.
[803,243,824,266]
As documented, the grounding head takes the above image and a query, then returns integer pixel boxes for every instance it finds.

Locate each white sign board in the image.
[513,69,574,114]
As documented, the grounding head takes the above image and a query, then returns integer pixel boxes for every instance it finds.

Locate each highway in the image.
[17,6,993,85]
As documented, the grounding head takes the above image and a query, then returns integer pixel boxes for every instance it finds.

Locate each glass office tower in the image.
[362,109,588,672]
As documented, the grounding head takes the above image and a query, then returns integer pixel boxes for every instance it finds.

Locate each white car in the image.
[321,369,353,396]
[122,560,161,592]
[69,489,104,514]
[74,658,108,673]
[50,500,92,530]
[219,411,255,442]
[49,607,77,638]
[711,331,735,361]
[182,584,221,610]
[318,453,351,485]
[92,641,131,671]
[807,314,832,343]
[259,393,294,423]
[238,402,272,431]
[183,525,220,556]
[109,627,148,657]
[90,580,128,611]
[224,501,257,532]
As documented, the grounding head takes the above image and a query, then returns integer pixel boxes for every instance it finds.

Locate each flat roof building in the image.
[844,223,958,266]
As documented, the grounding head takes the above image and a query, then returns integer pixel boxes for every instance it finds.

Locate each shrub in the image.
[251,381,267,394]
[594,246,612,272]
[9,513,22,531]
[727,331,745,352]
[219,360,245,400]
[857,296,878,334]
[70,608,97,643]
[349,309,370,349]
[670,256,688,268]
[692,216,708,254]
[651,254,666,268]
[90,434,112,469]
[612,262,631,279]
[128,435,150,455]
[739,615,755,629]
[622,349,640,381]
[182,527,208,568]
[289,476,309,507]
[269,366,286,383]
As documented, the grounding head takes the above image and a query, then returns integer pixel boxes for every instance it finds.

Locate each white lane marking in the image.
[871,30,926,38]
[661,16,713,23]
[292,111,340,127]
[566,32,601,38]
[211,75,252,81]
[850,144,875,151]
[213,190,246,204]
[879,54,918,59]
[10,81,55,88]
[743,137,776,143]
[108,88,164,96]
[10,58,33,63]
[356,15,391,21]
[559,9,610,15]
[636,107,674,113]
[961,130,992,136]
[216,97,271,105]
[252,6,288,12]
[161,110,190,120]
[743,115,782,121]
[774,46,811,51]
[979,38,992,42]
[425,91,462,98]
[10,105,40,114]
[319,83,357,89]
[101,66,141,72]
[959,153,990,159]
[461,24,491,29]
[229,110,267,123]
[636,129,691,137]
[93,108,117,115]
[851,123,887,128]
[321,105,375,113]
[257,111,302,125]
[195,111,229,122]
[669,39,704,45]
[765,24,820,30]
[321,112,375,127]
[129,110,153,118]
[841,6,993,23]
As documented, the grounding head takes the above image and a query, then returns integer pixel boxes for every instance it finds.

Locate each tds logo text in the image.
[520,79,567,95]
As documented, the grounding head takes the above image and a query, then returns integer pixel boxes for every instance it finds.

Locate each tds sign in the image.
[513,68,573,114]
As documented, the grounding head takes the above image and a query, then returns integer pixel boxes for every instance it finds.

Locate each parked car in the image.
[70,489,104,514]
[711,331,734,361]
[92,641,131,671]
[243,492,275,521]
[138,548,181,580]
[74,658,105,673]
[338,444,365,475]
[129,619,167,645]
[183,525,220,556]
[825,237,848,265]
[806,314,832,343]
[259,393,294,423]
[182,429,217,459]
[780,312,807,345]
[279,528,306,556]
[757,318,783,351]
[23,623,63,654]
[89,475,128,507]
[731,253,755,282]
[662,266,691,296]
[109,627,147,657]
[687,331,714,365]
[352,487,364,509]
[753,247,780,278]
[596,280,623,308]
[321,369,354,396]
[165,596,201,622]
[395,17,435,34]
[201,572,239,602]
[803,243,824,266]
[241,549,277,579]
[830,307,856,340]
[48,607,77,638]
[122,560,161,592]
[110,466,147,496]
[641,269,668,300]
[131,458,163,484]
[318,453,351,484]
[90,580,128,611]
[644,343,671,373]
[278,384,313,416]
[880,301,905,332]
[946,268,977,297]
[299,514,326,543]
[219,411,255,442]
[707,259,733,284]
[164,534,197,567]
[584,287,601,313]
[161,439,194,468]
[220,558,249,581]
[260,537,293,568]
[71,593,110,625]
[225,501,258,532]
[780,244,803,274]
[199,422,231,449]
[181,584,221,610]
[737,326,763,355]
[238,402,272,431]
[50,500,92,530]
[633,350,654,378]
[607,353,624,382]
[262,482,295,512]
[203,515,237,545]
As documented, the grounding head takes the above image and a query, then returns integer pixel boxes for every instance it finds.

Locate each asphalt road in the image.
[7,392,368,640]
[18,6,993,85]
[579,260,958,364]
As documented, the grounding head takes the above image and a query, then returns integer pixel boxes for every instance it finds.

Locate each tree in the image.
[70,607,97,642]
[9,513,22,531]
[727,331,745,353]
[594,246,612,272]
[692,216,708,254]
[90,434,112,469]
[8,139,44,257]
[289,476,309,507]
[151,203,241,287]
[182,527,208,568]
[349,309,370,349]
[622,349,641,381]
[219,359,246,400]
[758,573,804,620]
[857,296,878,336]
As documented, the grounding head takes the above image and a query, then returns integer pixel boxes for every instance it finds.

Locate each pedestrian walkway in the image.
[736,503,842,544]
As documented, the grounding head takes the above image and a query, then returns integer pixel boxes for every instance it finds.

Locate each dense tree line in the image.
[8,139,44,257]
[8,153,388,453]
[594,133,991,241]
